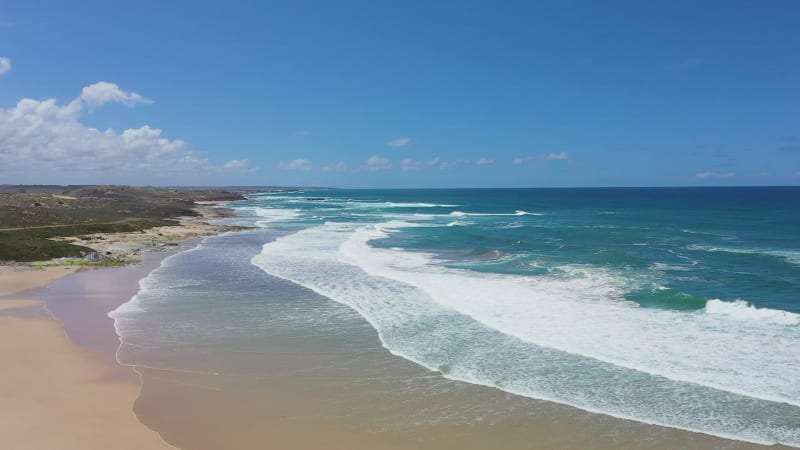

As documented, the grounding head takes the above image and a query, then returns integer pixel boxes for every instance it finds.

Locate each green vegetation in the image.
[0,220,172,262]
[0,185,250,262]
[32,256,135,267]
[0,236,95,262]
[0,185,244,229]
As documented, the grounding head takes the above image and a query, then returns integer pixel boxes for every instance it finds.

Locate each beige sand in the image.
[0,268,172,449]
[0,205,242,449]
[0,298,41,312]
[0,266,78,296]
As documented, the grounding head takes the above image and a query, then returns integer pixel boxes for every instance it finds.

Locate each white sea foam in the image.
[448,210,542,217]
[651,262,692,272]
[251,221,800,446]
[681,229,737,239]
[688,245,800,266]
[338,226,800,409]
[237,206,301,226]
[386,202,459,208]
[377,220,432,230]
[109,239,208,339]
[705,299,800,326]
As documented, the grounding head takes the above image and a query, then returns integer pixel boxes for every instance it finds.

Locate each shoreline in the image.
[2,199,791,449]
[0,205,236,449]
[0,265,174,449]
[121,229,779,450]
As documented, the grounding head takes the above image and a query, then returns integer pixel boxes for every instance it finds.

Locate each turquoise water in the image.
[113,187,800,446]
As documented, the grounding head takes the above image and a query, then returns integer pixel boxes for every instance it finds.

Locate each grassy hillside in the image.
[0,185,248,262]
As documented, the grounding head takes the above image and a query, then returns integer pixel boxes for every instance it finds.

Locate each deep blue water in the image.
[113,187,800,446]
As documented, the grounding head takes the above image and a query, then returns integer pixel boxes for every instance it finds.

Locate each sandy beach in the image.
[0,203,234,450]
[0,265,172,450]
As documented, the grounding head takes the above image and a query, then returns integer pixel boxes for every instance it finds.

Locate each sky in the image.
[1,0,799,188]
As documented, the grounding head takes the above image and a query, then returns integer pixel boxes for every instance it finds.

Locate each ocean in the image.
[111,187,800,447]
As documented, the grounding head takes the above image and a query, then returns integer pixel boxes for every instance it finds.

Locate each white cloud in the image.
[321,161,347,172]
[401,158,422,171]
[278,158,312,170]
[515,152,570,164]
[695,171,735,179]
[546,151,570,160]
[399,156,462,170]
[385,137,411,147]
[223,159,251,170]
[513,156,535,165]
[365,155,391,170]
[0,82,225,180]
[0,57,10,75]
[80,81,153,109]
[475,157,494,165]
[293,130,309,137]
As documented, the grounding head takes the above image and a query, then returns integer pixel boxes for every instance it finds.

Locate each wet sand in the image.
[0,265,171,449]
[0,266,78,296]
[130,328,772,450]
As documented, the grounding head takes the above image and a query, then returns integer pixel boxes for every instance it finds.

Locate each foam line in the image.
[250,222,800,446]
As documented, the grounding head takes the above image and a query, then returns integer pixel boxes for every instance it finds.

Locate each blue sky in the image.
[1,1,799,187]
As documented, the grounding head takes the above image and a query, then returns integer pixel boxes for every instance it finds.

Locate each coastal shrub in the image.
[0,219,173,262]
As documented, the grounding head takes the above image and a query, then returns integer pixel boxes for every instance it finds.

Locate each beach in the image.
[2,188,798,449]
[0,240,773,450]
[0,201,237,450]
[0,264,172,450]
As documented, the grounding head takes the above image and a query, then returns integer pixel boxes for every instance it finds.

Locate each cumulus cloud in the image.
[0,82,226,180]
[80,81,153,109]
[400,158,422,171]
[321,161,348,172]
[514,151,570,164]
[399,156,465,170]
[513,156,535,165]
[278,158,312,170]
[426,157,441,166]
[385,137,411,147]
[440,159,467,169]
[545,151,570,160]
[475,157,494,165]
[0,57,10,75]
[365,155,391,170]
[223,159,253,170]
[695,171,735,179]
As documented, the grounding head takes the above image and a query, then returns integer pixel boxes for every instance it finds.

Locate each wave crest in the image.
[705,299,800,326]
